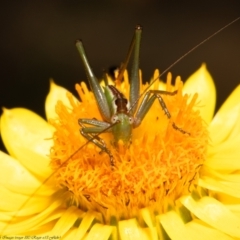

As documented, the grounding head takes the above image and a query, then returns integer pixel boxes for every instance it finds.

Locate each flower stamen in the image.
[49,71,208,223]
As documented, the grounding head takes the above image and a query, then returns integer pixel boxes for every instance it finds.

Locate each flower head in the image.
[50,69,208,223]
[1,64,240,239]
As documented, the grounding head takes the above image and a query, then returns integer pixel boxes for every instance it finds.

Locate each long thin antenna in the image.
[128,17,240,112]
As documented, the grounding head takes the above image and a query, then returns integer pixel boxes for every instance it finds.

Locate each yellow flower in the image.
[1,64,240,239]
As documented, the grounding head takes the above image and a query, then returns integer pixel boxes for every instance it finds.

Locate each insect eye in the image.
[111,115,119,123]
[129,117,134,124]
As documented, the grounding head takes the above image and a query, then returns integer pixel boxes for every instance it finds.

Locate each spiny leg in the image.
[134,89,190,135]
[150,90,190,135]
[149,90,177,119]
[80,130,115,166]
[78,118,115,166]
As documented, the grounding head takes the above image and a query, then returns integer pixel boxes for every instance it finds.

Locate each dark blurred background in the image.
[0,1,240,152]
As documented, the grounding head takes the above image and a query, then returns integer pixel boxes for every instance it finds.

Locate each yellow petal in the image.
[209,84,240,146]
[186,219,234,240]
[50,206,81,236]
[0,197,63,235]
[160,213,232,240]
[180,195,240,238]
[45,80,78,120]
[1,108,54,179]
[84,223,113,240]
[206,139,240,172]
[62,228,78,240]
[213,84,240,120]
[0,185,54,217]
[74,211,99,239]
[158,211,194,240]
[140,208,155,228]
[199,176,240,198]
[0,150,51,195]
[0,150,56,219]
[199,165,240,197]
[118,218,150,240]
[183,64,216,123]
[140,208,158,240]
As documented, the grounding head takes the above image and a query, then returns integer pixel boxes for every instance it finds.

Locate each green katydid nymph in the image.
[75,25,189,166]
[72,18,240,168]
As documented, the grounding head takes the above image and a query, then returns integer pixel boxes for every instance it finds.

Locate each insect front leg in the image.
[133,89,190,135]
[78,118,115,166]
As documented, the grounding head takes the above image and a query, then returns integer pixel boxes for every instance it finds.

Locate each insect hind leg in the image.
[149,90,190,135]
[78,119,115,166]
[134,89,190,135]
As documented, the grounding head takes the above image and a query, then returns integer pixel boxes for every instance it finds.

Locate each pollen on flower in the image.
[49,70,208,223]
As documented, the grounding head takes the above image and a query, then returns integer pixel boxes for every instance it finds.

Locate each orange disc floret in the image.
[49,70,208,222]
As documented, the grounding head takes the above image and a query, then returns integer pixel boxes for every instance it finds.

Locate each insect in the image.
[75,25,189,166]
[74,18,239,167]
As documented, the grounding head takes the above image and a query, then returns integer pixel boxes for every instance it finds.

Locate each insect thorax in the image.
[105,85,130,115]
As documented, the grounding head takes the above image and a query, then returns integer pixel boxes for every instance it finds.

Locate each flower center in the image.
[49,71,208,222]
